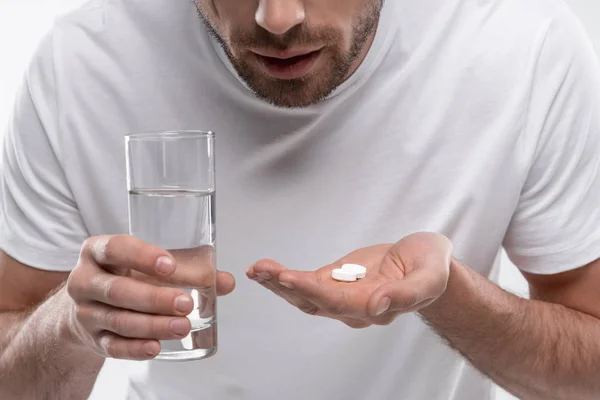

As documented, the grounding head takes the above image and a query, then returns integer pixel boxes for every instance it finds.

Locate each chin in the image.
[241,71,337,109]
[252,82,331,108]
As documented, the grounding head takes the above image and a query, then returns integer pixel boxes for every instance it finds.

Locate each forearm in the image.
[0,287,104,400]
[419,260,600,400]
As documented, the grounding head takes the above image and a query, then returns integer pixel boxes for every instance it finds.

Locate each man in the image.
[1,0,599,399]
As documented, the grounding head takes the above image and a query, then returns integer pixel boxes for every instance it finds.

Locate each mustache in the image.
[229,24,341,51]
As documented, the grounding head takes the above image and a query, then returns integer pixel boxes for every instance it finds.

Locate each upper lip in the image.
[251,47,323,60]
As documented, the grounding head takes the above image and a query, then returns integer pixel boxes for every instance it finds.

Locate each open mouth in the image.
[255,50,322,80]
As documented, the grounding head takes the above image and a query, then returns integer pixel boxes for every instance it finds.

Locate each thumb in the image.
[367,235,453,317]
[367,267,444,317]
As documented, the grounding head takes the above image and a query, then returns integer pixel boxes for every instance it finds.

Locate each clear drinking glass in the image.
[125,130,217,361]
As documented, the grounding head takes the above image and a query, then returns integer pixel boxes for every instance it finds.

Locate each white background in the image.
[0,1,598,399]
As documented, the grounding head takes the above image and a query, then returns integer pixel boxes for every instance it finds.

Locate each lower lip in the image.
[256,50,322,80]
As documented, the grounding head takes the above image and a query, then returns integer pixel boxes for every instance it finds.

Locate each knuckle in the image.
[72,258,85,274]
[81,237,95,253]
[66,269,86,300]
[66,277,80,300]
[104,310,123,331]
[106,341,120,358]
[74,304,83,318]
[72,304,85,326]
[74,304,89,321]
[75,305,98,330]
[103,280,115,301]
[102,278,121,303]
[98,334,116,357]
[101,236,118,264]
[73,254,86,272]
[92,234,127,265]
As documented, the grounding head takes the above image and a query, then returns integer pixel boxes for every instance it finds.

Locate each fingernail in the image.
[156,256,175,275]
[174,295,193,313]
[170,319,190,336]
[376,297,391,316]
[280,281,294,290]
[144,341,160,356]
[256,272,272,280]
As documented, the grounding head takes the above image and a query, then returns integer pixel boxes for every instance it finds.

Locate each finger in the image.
[82,235,176,277]
[97,332,161,361]
[216,271,236,296]
[248,260,320,315]
[128,246,229,293]
[86,273,194,316]
[367,263,448,317]
[247,259,287,282]
[342,317,373,329]
[277,270,352,317]
[143,246,215,287]
[259,278,320,315]
[77,303,191,340]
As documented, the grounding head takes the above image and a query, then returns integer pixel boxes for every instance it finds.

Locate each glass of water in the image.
[125,130,217,362]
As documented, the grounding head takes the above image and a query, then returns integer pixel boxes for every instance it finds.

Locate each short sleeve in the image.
[503,11,600,275]
[0,30,89,271]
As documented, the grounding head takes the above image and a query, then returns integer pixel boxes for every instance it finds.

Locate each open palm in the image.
[247,232,453,328]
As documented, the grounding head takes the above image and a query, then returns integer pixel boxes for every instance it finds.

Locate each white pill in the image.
[341,264,367,279]
[331,268,358,282]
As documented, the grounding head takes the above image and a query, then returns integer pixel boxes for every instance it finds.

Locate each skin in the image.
[0,236,235,399]
[2,2,598,399]
[195,0,383,108]
[247,235,452,327]
[248,232,600,399]
[0,2,382,397]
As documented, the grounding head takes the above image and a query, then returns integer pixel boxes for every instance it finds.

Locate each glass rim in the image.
[125,130,215,141]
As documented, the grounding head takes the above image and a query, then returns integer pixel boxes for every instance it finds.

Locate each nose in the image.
[255,0,306,35]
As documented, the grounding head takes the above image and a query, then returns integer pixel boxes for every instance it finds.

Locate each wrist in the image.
[50,287,88,351]
[418,258,474,320]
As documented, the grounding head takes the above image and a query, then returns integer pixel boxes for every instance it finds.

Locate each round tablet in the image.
[331,268,358,282]
[341,264,367,279]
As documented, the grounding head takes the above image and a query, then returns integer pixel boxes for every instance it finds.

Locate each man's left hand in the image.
[246,232,454,328]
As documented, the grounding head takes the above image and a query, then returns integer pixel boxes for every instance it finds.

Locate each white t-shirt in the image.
[2,0,600,399]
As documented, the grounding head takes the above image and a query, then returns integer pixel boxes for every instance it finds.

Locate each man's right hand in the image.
[65,235,235,360]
